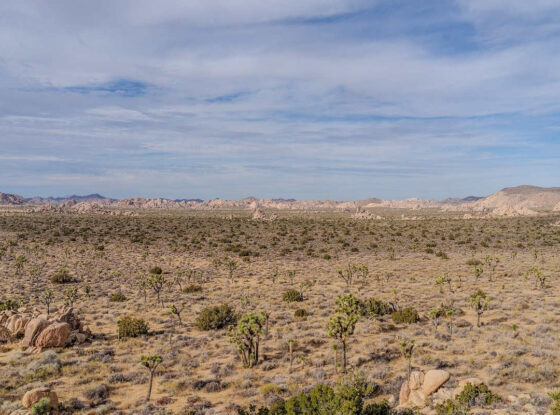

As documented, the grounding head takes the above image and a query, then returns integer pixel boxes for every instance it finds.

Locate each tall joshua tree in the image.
[327,293,360,373]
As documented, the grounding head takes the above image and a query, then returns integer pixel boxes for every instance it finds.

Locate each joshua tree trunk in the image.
[342,341,347,373]
[477,312,481,327]
[146,371,154,402]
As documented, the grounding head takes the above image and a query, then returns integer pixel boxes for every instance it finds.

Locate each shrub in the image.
[117,316,148,339]
[50,268,75,284]
[282,289,303,303]
[183,284,202,293]
[109,293,127,302]
[31,397,56,415]
[149,266,163,275]
[550,391,560,415]
[456,383,500,407]
[195,304,237,330]
[360,298,395,317]
[435,382,500,415]
[391,307,419,324]
[466,258,481,266]
[0,297,21,312]
[294,308,308,320]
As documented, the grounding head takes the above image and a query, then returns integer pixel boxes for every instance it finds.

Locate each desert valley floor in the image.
[1,207,560,414]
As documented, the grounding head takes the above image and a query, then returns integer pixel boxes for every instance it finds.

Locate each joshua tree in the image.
[137,278,148,303]
[224,257,238,282]
[473,265,483,281]
[337,264,358,287]
[169,303,185,325]
[526,266,546,288]
[398,337,415,380]
[286,269,296,285]
[140,354,163,402]
[446,308,456,337]
[172,273,184,292]
[147,269,167,307]
[14,254,27,276]
[469,289,490,327]
[228,311,268,368]
[356,264,369,283]
[41,288,54,315]
[435,274,451,294]
[270,265,279,284]
[298,280,314,299]
[429,306,443,333]
[287,338,295,373]
[63,286,80,307]
[29,262,45,285]
[327,293,360,373]
[484,255,500,281]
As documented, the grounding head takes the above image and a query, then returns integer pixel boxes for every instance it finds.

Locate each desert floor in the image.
[1,209,559,414]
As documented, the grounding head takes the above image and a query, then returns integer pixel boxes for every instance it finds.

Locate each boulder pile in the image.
[399,369,450,408]
[0,306,91,350]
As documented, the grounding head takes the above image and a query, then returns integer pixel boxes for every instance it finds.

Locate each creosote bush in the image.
[435,382,500,415]
[195,304,237,330]
[293,308,308,320]
[109,292,127,302]
[0,297,21,312]
[31,397,56,415]
[50,267,75,284]
[282,289,303,303]
[183,284,203,293]
[359,298,396,317]
[391,307,419,324]
[117,316,149,339]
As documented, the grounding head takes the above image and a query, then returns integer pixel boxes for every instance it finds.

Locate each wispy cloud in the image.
[0,1,559,199]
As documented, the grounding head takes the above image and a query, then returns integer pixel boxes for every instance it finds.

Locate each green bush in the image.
[435,399,468,415]
[456,383,500,407]
[360,298,395,317]
[466,258,481,266]
[391,307,419,324]
[195,304,237,330]
[435,382,500,415]
[294,308,308,320]
[50,268,75,284]
[109,293,127,302]
[549,391,560,415]
[0,297,21,312]
[149,266,162,275]
[282,289,303,303]
[117,316,148,339]
[31,397,56,415]
[183,284,203,293]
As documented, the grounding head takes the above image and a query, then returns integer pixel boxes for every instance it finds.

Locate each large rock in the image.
[34,322,70,348]
[23,318,50,347]
[399,381,410,406]
[409,371,424,390]
[422,370,450,396]
[6,314,30,336]
[408,390,427,407]
[22,387,58,408]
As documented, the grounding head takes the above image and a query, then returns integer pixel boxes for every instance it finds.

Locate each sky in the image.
[1,0,560,200]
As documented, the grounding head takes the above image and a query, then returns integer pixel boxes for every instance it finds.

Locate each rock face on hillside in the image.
[0,192,25,205]
[474,185,560,210]
[1,306,91,350]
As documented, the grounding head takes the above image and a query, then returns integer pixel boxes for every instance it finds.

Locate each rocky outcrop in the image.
[399,369,450,408]
[22,387,58,408]
[2,306,91,350]
[34,322,71,348]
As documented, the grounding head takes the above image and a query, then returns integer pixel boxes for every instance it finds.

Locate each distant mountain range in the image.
[1,186,560,216]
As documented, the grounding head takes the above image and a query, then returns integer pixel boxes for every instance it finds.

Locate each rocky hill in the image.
[472,185,560,210]
[3,186,560,215]
[0,192,25,205]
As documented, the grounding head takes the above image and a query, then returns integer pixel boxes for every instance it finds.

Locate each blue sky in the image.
[1,0,560,200]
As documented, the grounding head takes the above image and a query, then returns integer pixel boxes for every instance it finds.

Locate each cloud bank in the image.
[1,0,559,199]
